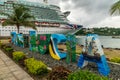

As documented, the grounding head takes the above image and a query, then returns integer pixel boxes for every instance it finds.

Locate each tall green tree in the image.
[110,0,120,15]
[0,4,36,33]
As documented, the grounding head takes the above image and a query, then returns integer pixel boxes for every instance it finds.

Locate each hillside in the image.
[76,27,120,36]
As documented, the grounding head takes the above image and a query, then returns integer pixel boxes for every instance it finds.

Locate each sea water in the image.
[76,36,120,49]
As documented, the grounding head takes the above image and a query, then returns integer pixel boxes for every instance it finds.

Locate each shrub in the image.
[5,47,14,58]
[5,47,13,52]
[0,44,6,49]
[0,44,10,51]
[67,70,110,80]
[13,51,25,62]
[47,66,71,80]
[3,45,7,49]
[3,45,11,50]
[110,57,120,63]
[24,58,48,75]
[0,41,2,48]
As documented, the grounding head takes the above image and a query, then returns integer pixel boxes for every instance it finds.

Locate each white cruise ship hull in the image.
[0,25,80,36]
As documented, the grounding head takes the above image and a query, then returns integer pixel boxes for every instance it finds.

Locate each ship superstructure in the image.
[0,0,82,36]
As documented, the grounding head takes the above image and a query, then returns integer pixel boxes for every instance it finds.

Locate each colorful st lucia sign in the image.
[66,34,76,63]
[11,32,17,45]
[23,34,29,48]
[29,31,37,51]
[16,33,24,48]
[37,34,51,54]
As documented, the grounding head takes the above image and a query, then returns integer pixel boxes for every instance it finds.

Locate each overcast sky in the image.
[27,0,120,28]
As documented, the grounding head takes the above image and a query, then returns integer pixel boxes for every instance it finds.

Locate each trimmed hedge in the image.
[13,51,25,62]
[24,58,48,75]
[67,70,110,80]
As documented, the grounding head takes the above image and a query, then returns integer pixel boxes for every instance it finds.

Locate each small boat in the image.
[112,36,120,39]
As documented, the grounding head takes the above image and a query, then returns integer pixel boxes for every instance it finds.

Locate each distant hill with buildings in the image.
[76,27,120,36]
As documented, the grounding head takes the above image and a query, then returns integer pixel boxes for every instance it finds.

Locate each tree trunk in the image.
[16,24,19,33]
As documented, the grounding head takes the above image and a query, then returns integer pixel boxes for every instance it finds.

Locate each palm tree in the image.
[110,0,120,15]
[0,4,36,33]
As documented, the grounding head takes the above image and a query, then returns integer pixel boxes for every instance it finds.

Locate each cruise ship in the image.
[0,0,83,36]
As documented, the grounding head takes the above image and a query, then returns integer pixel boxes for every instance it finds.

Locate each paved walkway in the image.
[0,50,33,80]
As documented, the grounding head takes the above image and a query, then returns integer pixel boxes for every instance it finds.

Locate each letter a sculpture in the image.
[78,34,110,76]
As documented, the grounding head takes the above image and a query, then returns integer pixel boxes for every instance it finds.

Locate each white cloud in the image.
[67,8,89,24]
[90,16,120,28]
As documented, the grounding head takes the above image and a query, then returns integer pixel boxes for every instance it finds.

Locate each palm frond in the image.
[13,4,29,16]
[110,0,120,15]
[20,12,35,21]
[0,12,11,18]
[22,21,37,30]
[1,4,36,33]
[2,19,15,26]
